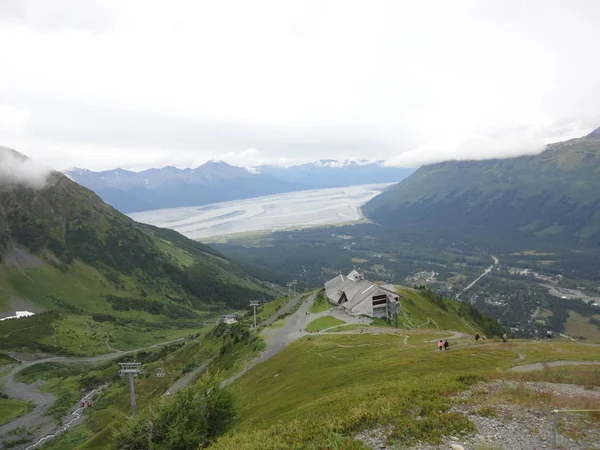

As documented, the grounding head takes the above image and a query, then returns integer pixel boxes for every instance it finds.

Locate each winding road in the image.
[0,338,184,445]
[1,293,311,447]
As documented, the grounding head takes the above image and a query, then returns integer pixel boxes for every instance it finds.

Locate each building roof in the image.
[325,271,398,313]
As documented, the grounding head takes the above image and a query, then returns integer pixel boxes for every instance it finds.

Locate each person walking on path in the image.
[438,340,443,351]
[547,329,553,340]
[502,333,507,343]
[443,339,449,351]
[475,333,480,341]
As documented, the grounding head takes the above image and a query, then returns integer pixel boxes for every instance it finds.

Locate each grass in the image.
[268,318,286,329]
[351,258,368,263]
[565,311,600,341]
[32,424,93,450]
[0,259,220,355]
[6,333,222,449]
[0,398,34,426]
[256,297,288,323]
[476,405,499,418]
[0,312,60,354]
[309,289,331,314]
[212,334,513,449]
[472,381,600,420]
[325,324,366,333]
[511,341,600,364]
[0,353,18,364]
[395,286,482,334]
[208,331,600,449]
[305,316,345,332]
[504,364,600,387]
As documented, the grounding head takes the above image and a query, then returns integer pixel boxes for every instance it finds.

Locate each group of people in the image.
[436,329,553,350]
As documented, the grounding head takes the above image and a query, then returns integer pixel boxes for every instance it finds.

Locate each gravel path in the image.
[222,292,317,386]
[510,360,600,372]
[0,337,184,443]
[258,293,305,328]
[358,380,600,450]
[163,357,215,397]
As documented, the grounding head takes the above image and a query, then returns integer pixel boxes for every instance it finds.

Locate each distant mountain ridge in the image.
[363,127,600,249]
[255,160,414,189]
[64,160,414,214]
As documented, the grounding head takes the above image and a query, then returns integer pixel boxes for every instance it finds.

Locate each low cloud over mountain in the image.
[0,146,51,188]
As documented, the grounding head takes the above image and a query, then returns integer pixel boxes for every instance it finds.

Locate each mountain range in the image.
[0,146,275,354]
[363,127,600,250]
[64,160,414,214]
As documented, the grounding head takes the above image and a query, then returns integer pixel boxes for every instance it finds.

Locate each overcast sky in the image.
[0,0,599,171]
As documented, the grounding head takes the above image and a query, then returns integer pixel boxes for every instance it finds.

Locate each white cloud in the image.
[0,104,31,135]
[385,121,594,167]
[0,0,598,170]
[0,147,51,188]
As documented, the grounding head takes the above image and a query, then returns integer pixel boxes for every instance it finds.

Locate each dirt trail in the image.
[509,360,600,372]
[0,337,184,441]
[258,293,304,328]
[163,357,215,397]
[222,292,317,387]
[162,293,307,394]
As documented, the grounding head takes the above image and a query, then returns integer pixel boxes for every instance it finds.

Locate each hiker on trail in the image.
[438,340,443,351]
[547,329,552,340]
[443,339,449,351]
[475,333,480,341]
[502,333,507,343]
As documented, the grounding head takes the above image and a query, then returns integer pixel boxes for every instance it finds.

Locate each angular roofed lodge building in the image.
[325,270,400,319]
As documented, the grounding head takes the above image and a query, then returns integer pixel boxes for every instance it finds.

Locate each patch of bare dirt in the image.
[2,244,45,270]
[357,381,600,450]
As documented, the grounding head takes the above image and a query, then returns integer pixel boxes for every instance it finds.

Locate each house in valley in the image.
[325,270,400,319]
[221,314,239,325]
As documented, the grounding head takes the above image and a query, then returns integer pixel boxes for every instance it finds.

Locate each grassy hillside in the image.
[0,147,276,354]
[363,127,600,249]
[211,333,600,449]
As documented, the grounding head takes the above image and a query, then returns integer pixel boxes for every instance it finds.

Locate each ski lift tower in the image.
[249,300,260,329]
[119,362,142,416]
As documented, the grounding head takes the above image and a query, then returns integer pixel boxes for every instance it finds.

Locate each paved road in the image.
[457,255,499,299]
[509,360,600,372]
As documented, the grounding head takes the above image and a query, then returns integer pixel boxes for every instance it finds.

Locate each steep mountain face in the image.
[363,128,600,249]
[65,160,413,214]
[0,147,275,336]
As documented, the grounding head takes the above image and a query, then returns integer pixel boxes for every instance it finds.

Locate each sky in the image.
[0,0,599,172]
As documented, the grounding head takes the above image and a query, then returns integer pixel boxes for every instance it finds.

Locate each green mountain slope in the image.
[0,147,276,354]
[363,128,600,249]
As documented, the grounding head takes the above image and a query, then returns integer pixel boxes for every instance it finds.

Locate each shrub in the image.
[477,406,499,418]
[112,376,237,450]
